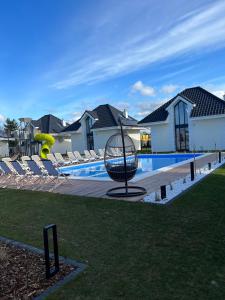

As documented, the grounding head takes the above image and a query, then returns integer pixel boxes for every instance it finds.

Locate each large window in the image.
[174,101,189,151]
[86,116,94,150]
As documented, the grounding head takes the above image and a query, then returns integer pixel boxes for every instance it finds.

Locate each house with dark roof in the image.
[31,114,72,154]
[139,87,225,152]
[62,104,142,152]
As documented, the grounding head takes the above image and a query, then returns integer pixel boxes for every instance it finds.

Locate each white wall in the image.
[126,130,141,150]
[71,132,86,153]
[0,141,9,157]
[94,129,141,151]
[70,128,141,153]
[190,117,225,151]
[93,129,118,151]
[150,116,225,152]
[52,136,72,154]
[151,123,175,152]
[149,96,195,152]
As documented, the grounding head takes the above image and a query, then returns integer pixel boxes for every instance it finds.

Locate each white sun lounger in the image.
[90,150,102,159]
[21,155,30,165]
[54,153,70,165]
[73,151,89,162]
[0,161,33,189]
[31,155,45,168]
[47,153,61,167]
[84,150,95,161]
[2,157,16,172]
[67,152,78,163]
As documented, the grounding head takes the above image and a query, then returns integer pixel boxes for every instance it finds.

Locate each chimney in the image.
[123,109,128,119]
[223,94,225,101]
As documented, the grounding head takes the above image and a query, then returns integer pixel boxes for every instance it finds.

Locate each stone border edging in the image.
[0,235,87,300]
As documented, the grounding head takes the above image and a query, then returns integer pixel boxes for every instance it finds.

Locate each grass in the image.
[0,166,225,299]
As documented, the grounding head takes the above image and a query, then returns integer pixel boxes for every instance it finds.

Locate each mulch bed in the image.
[0,241,76,299]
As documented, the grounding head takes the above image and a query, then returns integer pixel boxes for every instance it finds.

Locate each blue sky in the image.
[0,0,225,124]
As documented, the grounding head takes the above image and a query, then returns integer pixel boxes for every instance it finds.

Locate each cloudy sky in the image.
[0,0,225,123]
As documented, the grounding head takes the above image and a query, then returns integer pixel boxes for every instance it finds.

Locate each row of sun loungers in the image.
[0,149,106,190]
[0,155,74,192]
[17,149,105,170]
[46,150,105,166]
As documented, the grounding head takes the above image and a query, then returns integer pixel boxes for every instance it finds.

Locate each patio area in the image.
[1,152,222,202]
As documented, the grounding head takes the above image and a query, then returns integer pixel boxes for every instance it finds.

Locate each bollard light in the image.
[160,185,166,199]
[219,151,221,163]
[43,224,60,279]
[190,161,195,181]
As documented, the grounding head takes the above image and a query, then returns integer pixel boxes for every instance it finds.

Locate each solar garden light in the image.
[219,151,222,163]
[43,224,60,279]
[160,185,167,200]
[190,161,195,181]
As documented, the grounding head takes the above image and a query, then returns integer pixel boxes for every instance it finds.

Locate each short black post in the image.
[219,151,221,163]
[160,185,166,199]
[208,162,211,170]
[190,161,195,181]
[43,224,60,279]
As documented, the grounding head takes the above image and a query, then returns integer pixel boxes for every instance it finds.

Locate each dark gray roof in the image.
[139,87,225,124]
[62,104,137,133]
[61,119,81,133]
[86,110,98,119]
[31,114,66,133]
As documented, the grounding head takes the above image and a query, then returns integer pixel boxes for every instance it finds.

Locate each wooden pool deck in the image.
[2,153,222,202]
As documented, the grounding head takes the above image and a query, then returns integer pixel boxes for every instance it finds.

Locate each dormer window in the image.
[174,101,189,151]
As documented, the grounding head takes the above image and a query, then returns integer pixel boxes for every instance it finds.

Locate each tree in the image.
[4,118,19,150]
[4,118,18,137]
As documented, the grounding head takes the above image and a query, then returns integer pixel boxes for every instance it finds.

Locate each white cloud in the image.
[69,111,82,122]
[0,114,6,124]
[211,90,225,99]
[134,100,167,119]
[51,1,225,89]
[161,84,178,94]
[115,101,130,111]
[132,81,155,97]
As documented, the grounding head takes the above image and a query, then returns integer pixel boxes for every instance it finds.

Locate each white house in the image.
[61,104,142,153]
[0,137,10,157]
[31,114,72,154]
[139,86,225,152]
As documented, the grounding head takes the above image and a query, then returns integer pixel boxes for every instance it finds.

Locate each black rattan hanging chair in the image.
[104,117,146,197]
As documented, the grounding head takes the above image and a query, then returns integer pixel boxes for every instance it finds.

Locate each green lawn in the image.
[0,166,225,299]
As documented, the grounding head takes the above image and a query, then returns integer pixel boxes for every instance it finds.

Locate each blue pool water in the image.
[59,153,202,180]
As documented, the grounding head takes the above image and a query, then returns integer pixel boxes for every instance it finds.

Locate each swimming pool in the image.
[59,153,203,181]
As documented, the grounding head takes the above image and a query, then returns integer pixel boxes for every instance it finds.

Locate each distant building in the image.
[31,114,72,154]
[61,104,142,153]
[0,130,10,157]
[139,87,225,152]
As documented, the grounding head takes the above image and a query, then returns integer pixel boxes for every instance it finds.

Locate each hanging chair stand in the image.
[105,117,147,198]
[106,185,147,198]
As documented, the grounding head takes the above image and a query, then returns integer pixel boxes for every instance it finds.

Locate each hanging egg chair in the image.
[104,117,147,197]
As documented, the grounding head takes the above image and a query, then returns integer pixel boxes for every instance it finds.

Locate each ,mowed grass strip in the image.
[0,165,225,299]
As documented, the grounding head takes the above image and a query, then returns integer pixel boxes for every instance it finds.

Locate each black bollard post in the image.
[208,162,211,170]
[190,161,195,181]
[160,185,166,199]
[219,151,221,163]
[43,224,60,279]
